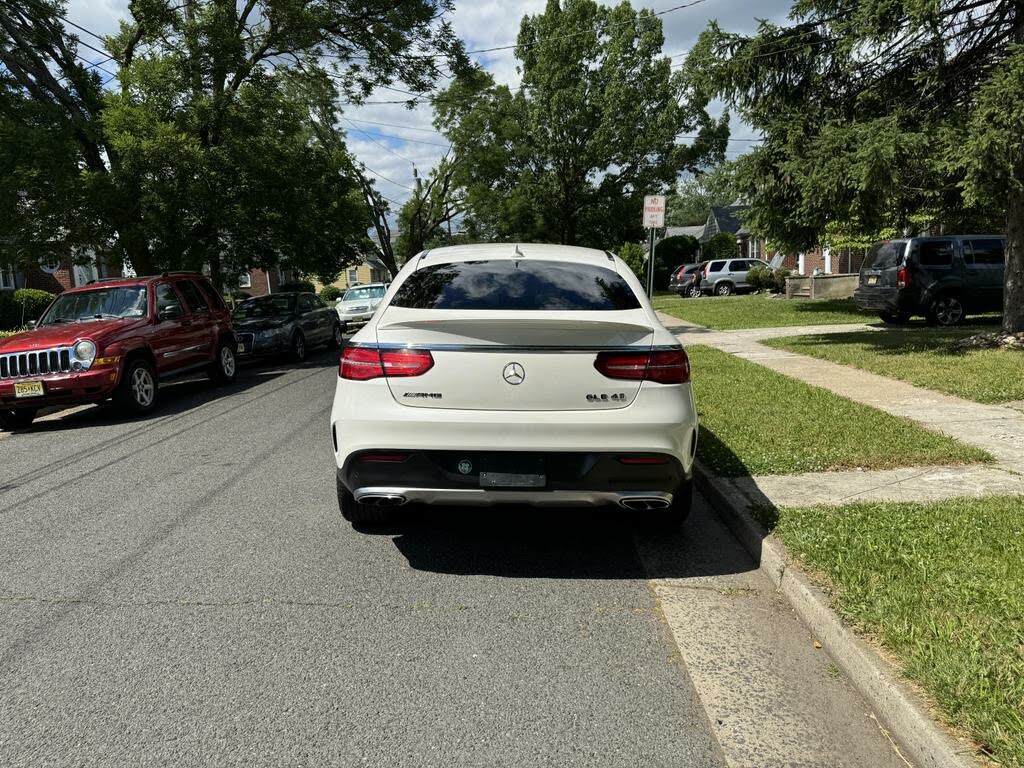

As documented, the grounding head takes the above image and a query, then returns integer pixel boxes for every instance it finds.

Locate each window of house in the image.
[347,268,359,285]
[965,239,1005,266]
[916,239,955,267]
[0,265,15,290]
[238,272,252,289]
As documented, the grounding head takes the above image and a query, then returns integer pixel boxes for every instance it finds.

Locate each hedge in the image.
[0,289,56,330]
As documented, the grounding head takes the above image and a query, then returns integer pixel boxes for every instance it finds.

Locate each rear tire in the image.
[115,357,158,416]
[0,408,37,431]
[337,478,393,527]
[715,282,734,297]
[209,340,237,385]
[291,332,307,363]
[327,323,344,350]
[929,295,966,327]
[688,284,702,299]
[635,480,692,530]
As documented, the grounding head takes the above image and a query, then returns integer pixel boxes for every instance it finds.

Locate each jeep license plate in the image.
[14,381,44,399]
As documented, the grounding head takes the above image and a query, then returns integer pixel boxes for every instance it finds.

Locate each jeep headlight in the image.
[73,340,97,363]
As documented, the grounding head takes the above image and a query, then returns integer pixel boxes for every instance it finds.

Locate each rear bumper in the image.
[853,286,911,313]
[0,367,119,408]
[339,449,690,497]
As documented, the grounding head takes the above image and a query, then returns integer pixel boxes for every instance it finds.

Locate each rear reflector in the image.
[897,267,909,289]
[594,349,690,384]
[618,456,670,465]
[358,453,411,463]
[340,346,434,380]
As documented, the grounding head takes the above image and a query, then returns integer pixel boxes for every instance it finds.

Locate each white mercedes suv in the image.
[330,243,699,528]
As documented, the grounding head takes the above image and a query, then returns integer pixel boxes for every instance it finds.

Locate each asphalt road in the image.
[0,348,730,767]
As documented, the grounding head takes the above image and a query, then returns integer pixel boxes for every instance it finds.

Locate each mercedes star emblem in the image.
[502,362,526,385]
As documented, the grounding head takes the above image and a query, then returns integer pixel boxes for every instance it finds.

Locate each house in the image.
[695,204,770,261]
[314,254,392,294]
[1,252,122,294]
[236,267,298,297]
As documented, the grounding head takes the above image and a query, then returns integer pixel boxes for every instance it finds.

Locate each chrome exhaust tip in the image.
[620,497,672,511]
[357,493,407,507]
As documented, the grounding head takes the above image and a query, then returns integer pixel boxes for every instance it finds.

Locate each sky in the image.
[66,0,794,213]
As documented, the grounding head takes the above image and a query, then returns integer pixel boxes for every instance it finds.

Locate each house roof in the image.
[699,205,748,242]
[664,225,704,240]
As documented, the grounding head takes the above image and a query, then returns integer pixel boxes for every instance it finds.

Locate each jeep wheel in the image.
[209,341,237,385]
[929,295,966,327]
[291,332,307,363]
[0,408,37,431]
[115,357,158,415]
[715,282,734,297]
[337,477,393,528]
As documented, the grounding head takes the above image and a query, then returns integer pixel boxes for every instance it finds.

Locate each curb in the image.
[693,461,980,768]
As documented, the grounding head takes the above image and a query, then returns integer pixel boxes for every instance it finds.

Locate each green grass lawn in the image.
[688,345,991,476]
[769,496,1024,767]
[654,293,874,330]
[765,329,1024,404]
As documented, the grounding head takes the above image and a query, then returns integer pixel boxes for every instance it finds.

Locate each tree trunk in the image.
[1004,171,1024,333]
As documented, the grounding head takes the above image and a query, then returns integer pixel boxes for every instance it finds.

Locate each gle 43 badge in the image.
[586,393,627,403]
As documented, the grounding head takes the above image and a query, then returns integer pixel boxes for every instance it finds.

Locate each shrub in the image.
[617,242,647,281]
[702,232,739,262]
[0,288,57,330]
[746,264,774,291]
[658,235,700,265]
[320,285,343,302]
[771,267,792,293]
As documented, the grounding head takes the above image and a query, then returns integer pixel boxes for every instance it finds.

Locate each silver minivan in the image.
[700,258,770,296]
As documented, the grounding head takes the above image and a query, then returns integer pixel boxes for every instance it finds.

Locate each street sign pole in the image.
[642,195,666,298]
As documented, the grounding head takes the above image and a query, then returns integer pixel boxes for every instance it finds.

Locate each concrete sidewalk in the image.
[659,311,1024,506]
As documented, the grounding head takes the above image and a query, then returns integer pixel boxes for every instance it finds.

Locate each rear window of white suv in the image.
[390,260,641,311]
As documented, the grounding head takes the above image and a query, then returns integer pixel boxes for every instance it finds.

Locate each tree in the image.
[702,232,737,262]
[658,234,700,265]
[0,0,463,287]
[685,1,1024,332]
[433,0,727,249]
[666,162,741,227]
[394,155,465,263]
[616,241,646,280]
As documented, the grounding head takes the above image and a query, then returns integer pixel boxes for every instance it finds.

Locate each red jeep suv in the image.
[0,272,237,430]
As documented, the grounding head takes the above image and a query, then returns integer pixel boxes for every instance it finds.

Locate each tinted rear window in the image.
[390,260,641,311]
[863,241,907,270]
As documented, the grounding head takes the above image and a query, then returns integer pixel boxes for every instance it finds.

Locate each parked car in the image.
[234,292,342,362]
[335,283,389,332]
[331,243,698,529]
[853,236,1006,326]
[669,263,705,298]
[699,258,771,296]
[0,272,236,431]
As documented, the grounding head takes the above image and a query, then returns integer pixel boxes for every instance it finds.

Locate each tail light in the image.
[594,349,690,384]
[897,267,908,289]
[340,346,434,380]
[701,266,708,278]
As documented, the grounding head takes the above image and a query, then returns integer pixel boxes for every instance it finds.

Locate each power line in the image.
[344,118,418,164]
[344,117,445,136]
[359,164,415,191]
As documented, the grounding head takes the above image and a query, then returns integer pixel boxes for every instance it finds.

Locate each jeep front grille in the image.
[0,348,73,379]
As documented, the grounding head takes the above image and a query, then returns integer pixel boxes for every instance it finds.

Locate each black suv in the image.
[853,235,1005,326]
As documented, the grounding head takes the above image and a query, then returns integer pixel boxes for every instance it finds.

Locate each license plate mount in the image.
[14,381,45,399]
[479,472,546,489]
